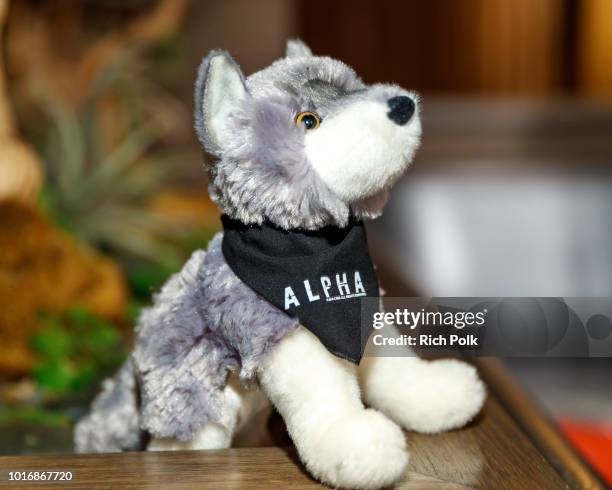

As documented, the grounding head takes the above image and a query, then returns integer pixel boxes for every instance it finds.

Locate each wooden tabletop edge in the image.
[473,358,607,490]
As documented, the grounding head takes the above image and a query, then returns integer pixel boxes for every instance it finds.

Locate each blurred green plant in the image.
[36,48,193,270]
[30,308,127,397]
[0,406,69,428]
[126,226,218,299]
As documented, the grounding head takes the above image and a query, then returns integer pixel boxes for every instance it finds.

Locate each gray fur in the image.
[209,91,350,230]
[75,358,142,452]
[194,43,394,230]
[285,38,313,58]
[194,49,248,156]
[76,235,297,450]
[77,40,416,452]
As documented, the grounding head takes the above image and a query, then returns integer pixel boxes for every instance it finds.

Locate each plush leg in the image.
[359,355,486,434]
[258,327,408,490]
[147,374,268,451]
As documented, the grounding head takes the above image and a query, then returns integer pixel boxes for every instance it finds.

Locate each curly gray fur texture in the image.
[74,358,142,452]
[197,46,392,230]
[75,235,297,451]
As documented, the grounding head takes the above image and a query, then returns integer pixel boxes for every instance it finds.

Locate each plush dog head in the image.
[195,39,421,230]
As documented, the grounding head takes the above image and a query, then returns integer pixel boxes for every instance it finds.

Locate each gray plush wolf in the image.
[75,40,485,490]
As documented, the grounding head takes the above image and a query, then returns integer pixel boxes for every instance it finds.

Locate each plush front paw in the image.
[361,357,486,434]
[298,409,408,490]
[147,422,232,451]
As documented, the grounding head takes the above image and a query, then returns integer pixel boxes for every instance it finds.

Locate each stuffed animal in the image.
[75,39,485,490]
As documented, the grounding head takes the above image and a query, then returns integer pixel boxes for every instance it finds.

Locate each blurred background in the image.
[0,0,610,483]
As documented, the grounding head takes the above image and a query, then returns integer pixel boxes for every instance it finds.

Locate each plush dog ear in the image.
[286,39,313,58]
[194,50,249,155]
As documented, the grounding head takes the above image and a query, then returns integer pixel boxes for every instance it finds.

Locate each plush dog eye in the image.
[295,111,320,130]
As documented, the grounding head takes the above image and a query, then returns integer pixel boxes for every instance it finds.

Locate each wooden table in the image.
[0,245,606,489]
[0,357,604,489]
[0,378,604,490]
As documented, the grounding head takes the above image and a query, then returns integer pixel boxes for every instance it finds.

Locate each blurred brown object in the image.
[6,0,188,108]
[300,0,568,95]
[0,140,43,204]
[5,0,189,154]
[0,0,43,204]
[468,0,566,94]
[0,201,127,379]
[0,378,36,405]
[149,189,221,229]
[578,0,612,97]
[0,0,14,137]
[1,0,195,268]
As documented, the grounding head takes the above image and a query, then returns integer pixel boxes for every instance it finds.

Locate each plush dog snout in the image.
[387,96,415,126]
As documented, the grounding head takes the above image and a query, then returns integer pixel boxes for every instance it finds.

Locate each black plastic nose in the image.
[387,96,415,126]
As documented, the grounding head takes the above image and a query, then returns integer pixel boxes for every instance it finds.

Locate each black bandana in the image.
[221,215,378,363]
